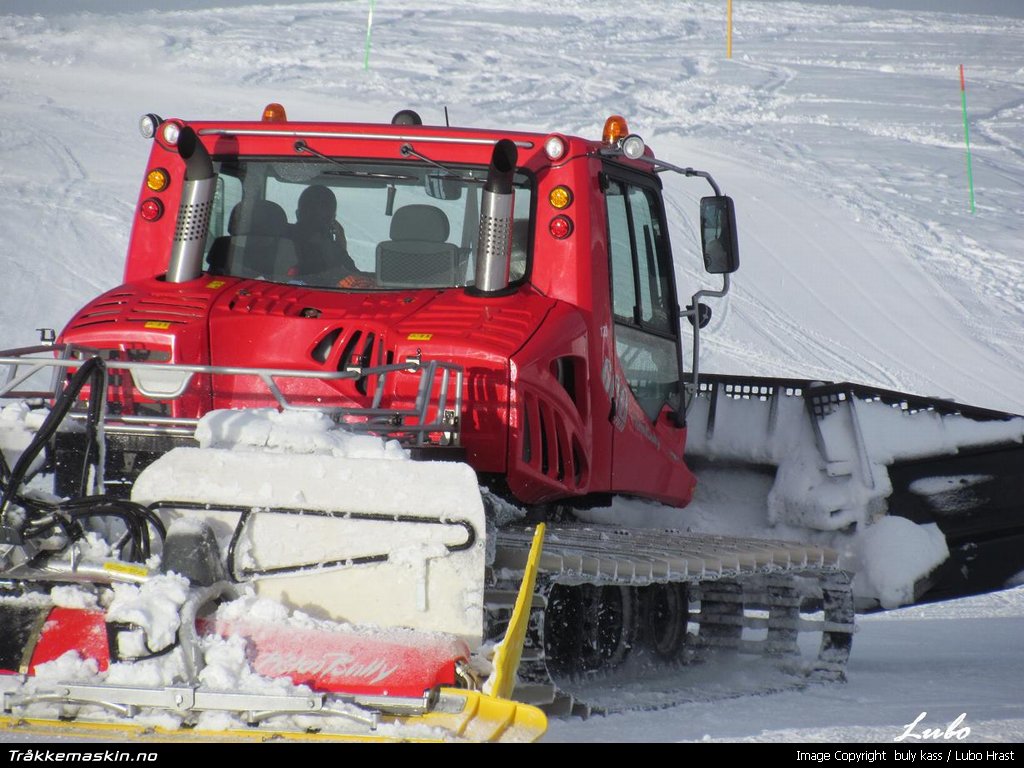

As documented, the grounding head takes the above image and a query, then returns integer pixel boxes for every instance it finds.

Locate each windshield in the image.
[203,158,533,290]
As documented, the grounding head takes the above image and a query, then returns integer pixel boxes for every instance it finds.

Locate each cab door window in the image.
[605,176,680,421]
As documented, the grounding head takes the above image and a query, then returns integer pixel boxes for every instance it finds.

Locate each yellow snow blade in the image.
[0,689,546,743]
[415,688,547,742]
[490,522,546,701]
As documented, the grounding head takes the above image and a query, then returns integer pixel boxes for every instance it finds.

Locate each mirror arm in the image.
[652,159,723,196]
[681,273,731,410]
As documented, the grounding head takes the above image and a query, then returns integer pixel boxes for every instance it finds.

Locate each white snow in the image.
[850,517,949,609]
[581,468,953,610]
[1,0,1022,745]
[214,593,291,625]
[105,573,190,653]
[48,585,100,611]
[0,401,45,473]
[546,586,1024,743]
[687,380,1024,541]
[28,651,99,684]
[195,407,409,459]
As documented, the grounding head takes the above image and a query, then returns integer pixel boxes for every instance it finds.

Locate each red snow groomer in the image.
[1,105,1022,737]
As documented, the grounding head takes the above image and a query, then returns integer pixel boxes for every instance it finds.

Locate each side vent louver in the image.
[522,405,532,463]
[521,389,589,491]
[335,329,381,396]
[338,331,377,372]
[311,328,343,364]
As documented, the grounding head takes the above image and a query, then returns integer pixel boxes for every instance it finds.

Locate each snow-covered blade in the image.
[0,582,544,742]
[129,408,486,644]
[0,349,484,639]
[687,373,1024,607]
[0,385,521,741]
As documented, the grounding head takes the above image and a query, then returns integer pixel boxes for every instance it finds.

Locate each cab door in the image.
[603,169,696,505]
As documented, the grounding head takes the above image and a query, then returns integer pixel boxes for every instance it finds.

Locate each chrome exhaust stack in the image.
[473,139,518,294]
[166,127,215,283]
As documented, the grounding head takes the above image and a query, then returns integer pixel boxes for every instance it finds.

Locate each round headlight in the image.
[138,113,162,140]
[161,122,181,146]
[622,134,646,160]
[544,135,567,161]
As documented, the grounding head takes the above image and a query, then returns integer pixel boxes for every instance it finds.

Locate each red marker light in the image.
[140,198,164,222]
[549,215,573,239]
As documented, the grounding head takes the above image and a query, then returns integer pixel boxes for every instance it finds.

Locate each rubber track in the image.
[488,524,855,715]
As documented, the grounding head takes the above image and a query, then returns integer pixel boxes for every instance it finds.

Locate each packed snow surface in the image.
[1,0,1022,745]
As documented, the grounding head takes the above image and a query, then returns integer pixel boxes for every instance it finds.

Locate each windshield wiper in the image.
[294,140,417,181]
[399,143,481,183]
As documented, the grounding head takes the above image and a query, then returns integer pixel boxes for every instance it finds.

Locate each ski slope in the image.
[1,0,1022,744]
[2,0,1023,410]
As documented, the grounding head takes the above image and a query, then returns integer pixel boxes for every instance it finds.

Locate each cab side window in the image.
[605,176,680,421]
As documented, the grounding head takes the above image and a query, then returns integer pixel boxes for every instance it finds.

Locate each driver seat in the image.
[375,205,460,287]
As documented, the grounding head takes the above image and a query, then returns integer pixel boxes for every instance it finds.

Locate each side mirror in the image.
[700,195,739,274]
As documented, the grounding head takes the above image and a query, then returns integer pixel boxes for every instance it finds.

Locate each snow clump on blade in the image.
[195,408,408,459]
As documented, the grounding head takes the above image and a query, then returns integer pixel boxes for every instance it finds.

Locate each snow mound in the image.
[0,401,47,474]
[851,517,949,609]
[767,435,892,532]
[195,408,408,460]
[106,573,191,653]
[49,585,100,611]
[30,651,99,683]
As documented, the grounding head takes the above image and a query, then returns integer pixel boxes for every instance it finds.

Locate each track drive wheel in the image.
[543,583,634,677]
[640,583,690,661]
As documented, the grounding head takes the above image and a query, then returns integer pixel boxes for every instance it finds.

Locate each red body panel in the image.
[60,114,698,509]
[7,607,462,698]
[208,617,465,698]
[30,608,111,674]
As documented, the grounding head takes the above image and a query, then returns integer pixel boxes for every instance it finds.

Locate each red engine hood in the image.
[60,275,556,473]
[60,275,554,370]
[205,279,554,371]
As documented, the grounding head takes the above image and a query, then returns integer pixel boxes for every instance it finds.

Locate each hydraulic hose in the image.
[0,356,165,563]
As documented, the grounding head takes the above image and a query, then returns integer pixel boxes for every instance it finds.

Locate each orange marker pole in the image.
[727,0,733,59]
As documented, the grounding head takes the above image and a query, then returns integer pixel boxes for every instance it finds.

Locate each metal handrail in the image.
[0,345,464,448]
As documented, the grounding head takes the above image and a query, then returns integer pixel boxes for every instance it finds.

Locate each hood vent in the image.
[66,288,214,329]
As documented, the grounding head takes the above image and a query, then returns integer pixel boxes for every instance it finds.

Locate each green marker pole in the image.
[960,64,976,214]
[364,0,375,71]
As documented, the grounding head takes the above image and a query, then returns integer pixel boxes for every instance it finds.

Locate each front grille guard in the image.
[0,344,464,449]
